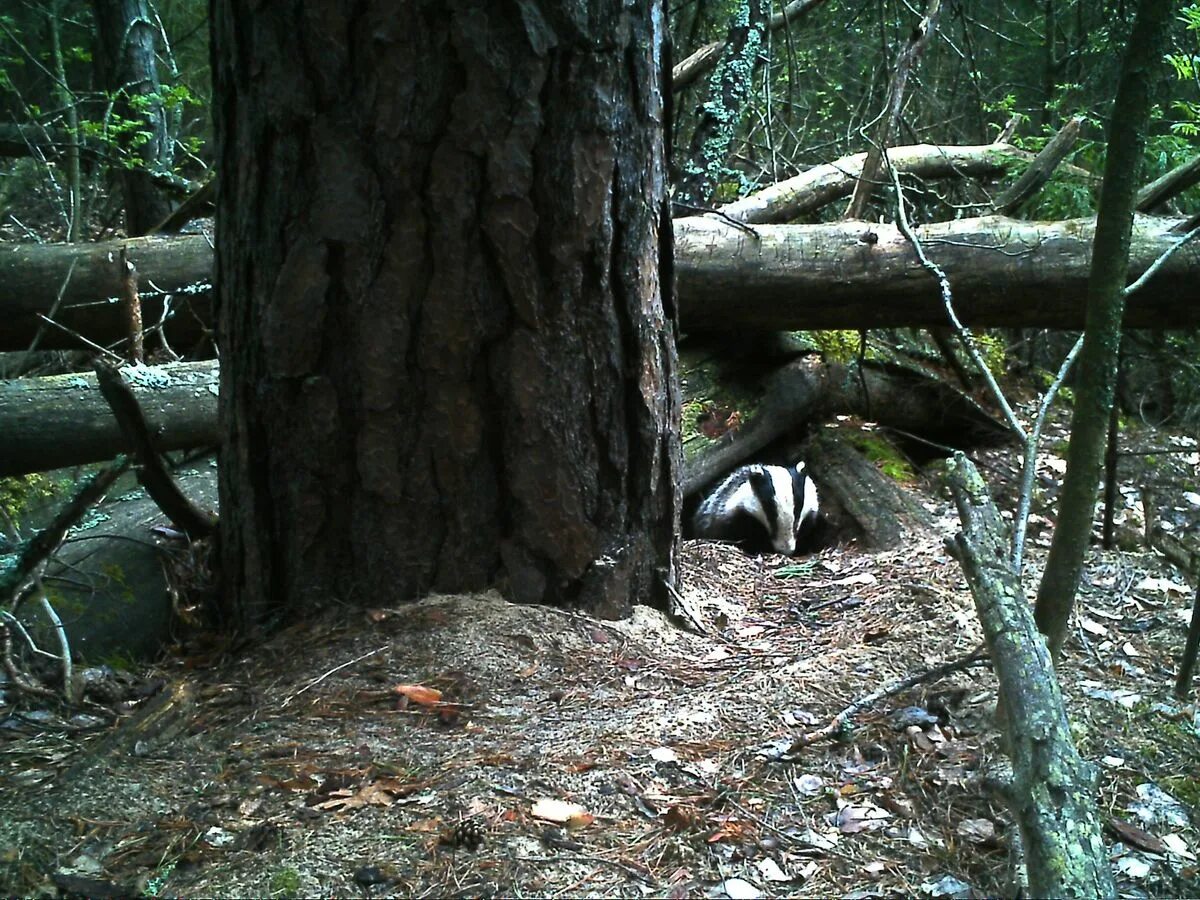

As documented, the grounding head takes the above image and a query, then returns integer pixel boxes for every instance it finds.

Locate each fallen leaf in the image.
[793,773,824,796]
[1135,576,1189,595]
[717,877,762,899]
[754,857,790,882]
[1080,617,1108,637]
[956,818,996,844]
[315,780,401,812]
[832,802,890,834]
[664,804,700,831]
[1108,818,1168,854]
[1162,833,1196,860]
[1114,855,1152,879]
[393,684,442,706]
[531,797,593,828]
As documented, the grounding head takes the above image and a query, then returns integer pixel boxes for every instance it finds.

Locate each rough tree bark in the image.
[675,214,1200,331]
[1034,0,1176,659]
[671,0,829,92]
[211,1,680,627]
[0,235,212,352]
[91,0,174,234]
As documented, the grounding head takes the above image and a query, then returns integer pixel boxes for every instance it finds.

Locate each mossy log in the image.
[683,356,1009,497]
[804,427,932,549]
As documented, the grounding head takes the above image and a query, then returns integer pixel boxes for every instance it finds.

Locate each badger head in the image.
[692,461,820,556]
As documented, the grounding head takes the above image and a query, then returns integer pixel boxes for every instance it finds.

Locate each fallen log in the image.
[682,356,1004,548]
[675,214,1200,331]
[805,427,933,549]
[993,115,1084,216]
[715,142,1055,225]
[683,357,1008,497]
[0,235,214,352]
[0,360,218,476]
[2,213,1198,351]
[1137,153,1200,211]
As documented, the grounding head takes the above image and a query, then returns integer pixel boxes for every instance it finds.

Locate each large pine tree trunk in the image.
[211,1,680,627]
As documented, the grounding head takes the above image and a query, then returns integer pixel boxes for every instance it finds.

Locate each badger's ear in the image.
[748,468,771,492]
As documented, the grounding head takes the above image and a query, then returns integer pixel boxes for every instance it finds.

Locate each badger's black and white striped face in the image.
[691,462,819,556]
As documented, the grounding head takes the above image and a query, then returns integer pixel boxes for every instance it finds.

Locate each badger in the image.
[691,462,819,556]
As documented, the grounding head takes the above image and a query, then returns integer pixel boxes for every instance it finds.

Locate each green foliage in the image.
[809,330,862,363]
[142,861,177,897]
[269,867,303,897]
[0,473,57,531]
[1165,5,1200,137]
[973,332,1007,379]
[775,559,818,579]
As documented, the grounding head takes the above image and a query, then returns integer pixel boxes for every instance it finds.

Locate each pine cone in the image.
[447,819,486,851]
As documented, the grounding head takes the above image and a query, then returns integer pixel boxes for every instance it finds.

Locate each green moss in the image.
[1162,775,1200,810]
[848,432,916,483]
[143,861,177,897]
[100,561,136,605]
[269,867,303,897]
[974,332,1007,379]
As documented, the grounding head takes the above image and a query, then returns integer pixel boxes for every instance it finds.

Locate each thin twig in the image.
[18,256,77,373]
[34,313,125,362]
[787,646,989,750]
[281,646,387,707]
[887,158,1023,437]
[0,610,59,661]
[34,573,74,702]
[1123,224,1200,298]
[0,620,57,699]
[1012,335,1085,571]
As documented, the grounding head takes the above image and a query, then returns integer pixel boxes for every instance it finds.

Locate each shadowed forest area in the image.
[2,1,1200,897]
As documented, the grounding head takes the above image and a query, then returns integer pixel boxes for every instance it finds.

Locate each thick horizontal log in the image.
[0,235,214,352]
[2,213,1197,352]
[676,214,1200,330]
[1137,153,1200,211]
[0,360,218,476]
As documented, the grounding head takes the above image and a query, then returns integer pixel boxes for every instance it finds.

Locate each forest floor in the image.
[2,411,1200,899]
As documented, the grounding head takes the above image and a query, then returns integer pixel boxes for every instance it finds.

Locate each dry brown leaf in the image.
[1108,817,1169,854]
[531,797,592,828]
[393,684,443,706]
[664,804,700,831]
[956,817,997,844]
[315,780,400,812]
